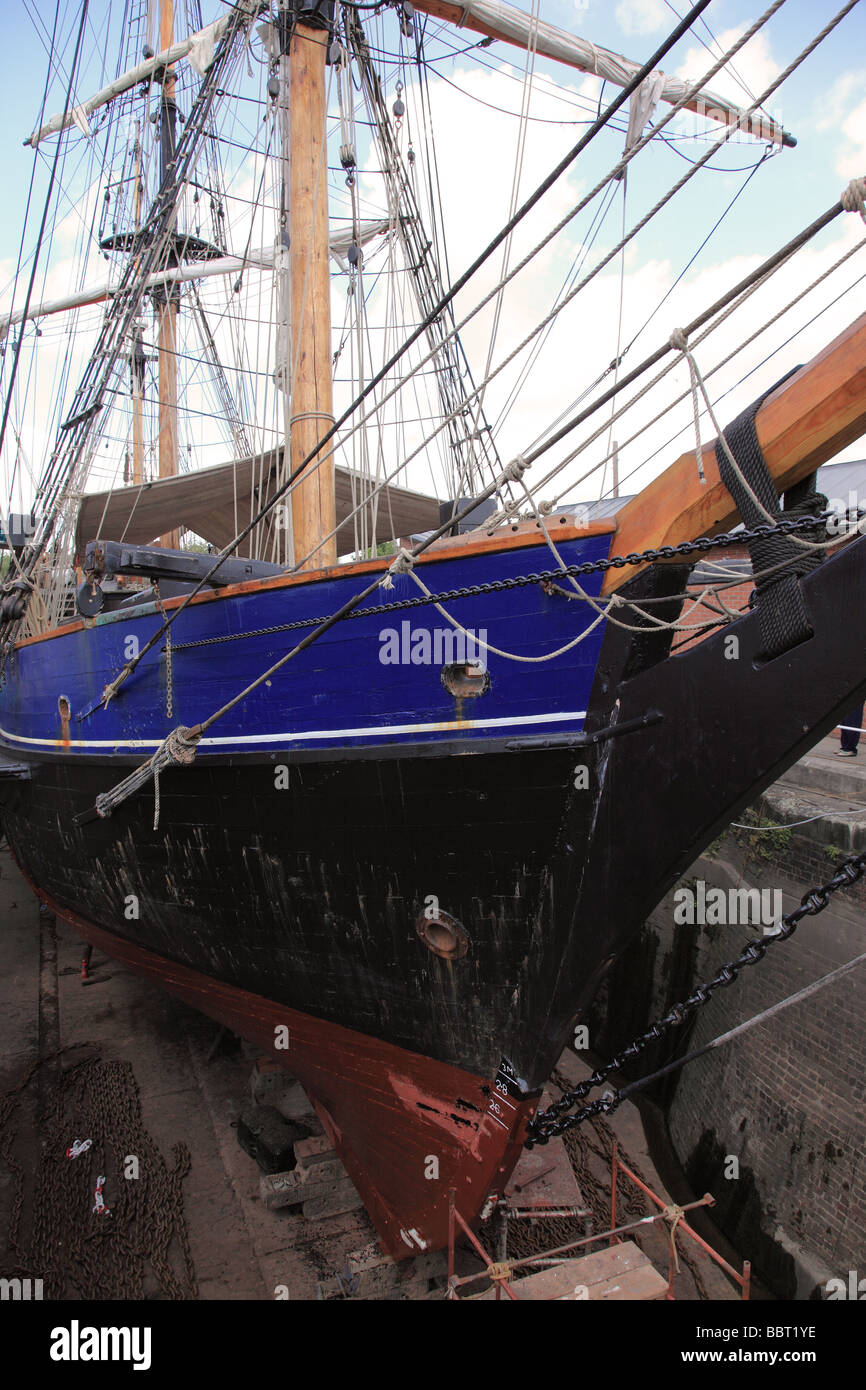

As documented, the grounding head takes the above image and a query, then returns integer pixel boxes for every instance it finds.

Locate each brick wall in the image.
[588,815,866,1297]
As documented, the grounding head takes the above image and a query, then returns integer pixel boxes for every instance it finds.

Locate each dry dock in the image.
[0,846,746,1301]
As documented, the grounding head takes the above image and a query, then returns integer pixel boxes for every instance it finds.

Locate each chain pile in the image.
[0,1049,197,1299]
[527,851,866,1144]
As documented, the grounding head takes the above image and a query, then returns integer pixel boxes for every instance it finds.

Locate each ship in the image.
[1,0,865,1261]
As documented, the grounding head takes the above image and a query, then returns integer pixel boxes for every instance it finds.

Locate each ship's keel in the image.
[25,877,537,1259]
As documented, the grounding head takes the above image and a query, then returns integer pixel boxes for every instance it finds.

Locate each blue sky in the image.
[3,1,863,269]
[1,1,865,509]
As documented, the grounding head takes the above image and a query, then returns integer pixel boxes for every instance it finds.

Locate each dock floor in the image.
[0,848,740,1301]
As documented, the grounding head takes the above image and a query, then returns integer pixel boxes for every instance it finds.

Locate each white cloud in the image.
[815,73,866,180]
[677,27,780,112]
[837,98,866,179]
[614,0,669,37]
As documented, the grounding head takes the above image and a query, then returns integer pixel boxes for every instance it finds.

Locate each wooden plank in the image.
[473,1240,667,1300]
[601,312,866,595]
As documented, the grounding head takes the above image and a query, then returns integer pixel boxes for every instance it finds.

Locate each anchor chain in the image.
[526,851,866,1145]
[170,510,833,652]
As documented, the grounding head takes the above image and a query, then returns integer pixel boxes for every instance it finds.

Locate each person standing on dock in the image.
[837,700,866,756]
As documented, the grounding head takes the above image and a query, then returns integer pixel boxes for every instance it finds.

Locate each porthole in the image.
[441,661,490,698]
[416,909,469,960]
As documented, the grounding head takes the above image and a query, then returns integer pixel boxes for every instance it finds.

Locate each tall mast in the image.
[279,2,337,571]
[156,0,180,549]
[130,122,145,488]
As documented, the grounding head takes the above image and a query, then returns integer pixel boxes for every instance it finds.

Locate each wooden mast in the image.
[286,8,337,571]
[156,0,180,549]
[131,122,144,488]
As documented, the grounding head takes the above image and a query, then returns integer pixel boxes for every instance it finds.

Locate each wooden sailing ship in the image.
[1,0,865,1260]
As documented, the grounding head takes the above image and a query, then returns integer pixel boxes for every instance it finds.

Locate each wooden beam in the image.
[289,23,337,571]
[157,0,180,551]
[602,312,866,595]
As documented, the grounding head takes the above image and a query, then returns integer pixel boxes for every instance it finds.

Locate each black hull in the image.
[3,539,866,1094]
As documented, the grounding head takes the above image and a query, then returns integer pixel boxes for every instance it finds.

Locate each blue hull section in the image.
[0,534,611,759]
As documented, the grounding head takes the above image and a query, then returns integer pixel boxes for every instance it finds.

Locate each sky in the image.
[0,0,865,532]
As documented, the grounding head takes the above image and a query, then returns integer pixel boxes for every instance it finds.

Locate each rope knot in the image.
[502,454,529,483]
[101,662,134,709]
[381,546,415,590]
[841,176,866,217]
[165,725,200,766]
[669,327,688,353]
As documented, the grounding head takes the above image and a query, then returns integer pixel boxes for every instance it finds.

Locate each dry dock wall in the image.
[586,796,866,1299]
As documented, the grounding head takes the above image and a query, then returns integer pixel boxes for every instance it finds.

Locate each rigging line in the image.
[599,174,628,498]
[425,23,615,121]
[663,0,763,112]
[546,242,866,513]
[517,475,722,636]
[471,0,539,432]
[655,135,778,173]
[0,0,91,467]
[522,194,853,474]
[404,563,616,660]
[426,66,610,128]
[72,0,761,678]
[493,182,621,442]
[620,145,774,362]
[282,0,794,553]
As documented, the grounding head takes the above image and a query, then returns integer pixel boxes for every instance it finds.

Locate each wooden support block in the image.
[316,1242,445,1300]
[294,1134,337,1165]
[302,1178,364,1221]
[473,1240,667,1301]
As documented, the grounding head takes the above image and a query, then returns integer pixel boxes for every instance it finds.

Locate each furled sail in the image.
[73,452,441,557]
[24,15,232,148]
[0,223,391,338]
[412,0,794,145]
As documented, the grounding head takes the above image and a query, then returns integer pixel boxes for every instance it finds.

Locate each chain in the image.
[0,1049,198,1298]
[526,852,866,1145]
[169,511,831,652]
[155,586,173,718]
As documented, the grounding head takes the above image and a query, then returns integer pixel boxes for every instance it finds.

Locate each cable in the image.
[0,0,91,463]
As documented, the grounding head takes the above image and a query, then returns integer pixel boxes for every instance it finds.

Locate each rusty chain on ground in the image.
[0,1047,197,1298]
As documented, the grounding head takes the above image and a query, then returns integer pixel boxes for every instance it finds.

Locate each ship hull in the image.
[3,528,866,1256]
